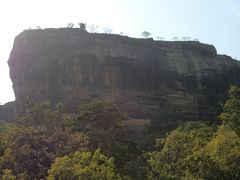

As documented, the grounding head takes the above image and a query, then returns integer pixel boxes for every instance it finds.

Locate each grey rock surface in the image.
[8,29,240,121]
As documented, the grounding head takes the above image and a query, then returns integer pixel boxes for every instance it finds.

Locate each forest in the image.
[0,86,239,180]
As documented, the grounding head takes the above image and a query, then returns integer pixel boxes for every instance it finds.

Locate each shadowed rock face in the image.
[7,29,240,121]
[0,102,14,121]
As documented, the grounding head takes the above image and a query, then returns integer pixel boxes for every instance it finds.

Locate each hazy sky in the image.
[0,0,240,104]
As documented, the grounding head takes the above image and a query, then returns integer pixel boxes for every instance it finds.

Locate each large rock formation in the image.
[7,29,240,121]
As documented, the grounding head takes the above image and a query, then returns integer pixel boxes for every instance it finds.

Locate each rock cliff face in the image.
[0,102,14,121]
[8,29,240,120]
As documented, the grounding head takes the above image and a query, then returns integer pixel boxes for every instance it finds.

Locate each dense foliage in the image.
[0,86,240,179]
[48,150,119,180]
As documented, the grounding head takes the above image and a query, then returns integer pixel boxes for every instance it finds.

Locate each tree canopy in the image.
[48,149,120,180]
[219,85,240,136]
[1,85,240,179]
[141,31,151,38]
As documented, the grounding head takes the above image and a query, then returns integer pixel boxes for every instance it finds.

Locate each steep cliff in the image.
[8,29,240,121]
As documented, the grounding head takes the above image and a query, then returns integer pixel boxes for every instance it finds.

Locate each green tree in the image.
[123,153,149,180]
[68,101,128,152]
[20,99,52,127]
[67,101,142,177]
[67,23,74,28]
[48,149,120,180]
[141,31,151,38]
[184,125,240,180]
[79,23,86,31]
[219,85,240,136]
[148,121,217,179]
[1,169,16,180]
[204,126,240,179]
[184,152,224,180]
[0,126,88,179]
[0,123,15,157]
[20,99,64,129]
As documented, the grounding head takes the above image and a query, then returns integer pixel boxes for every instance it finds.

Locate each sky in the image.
[0,0,239,104]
